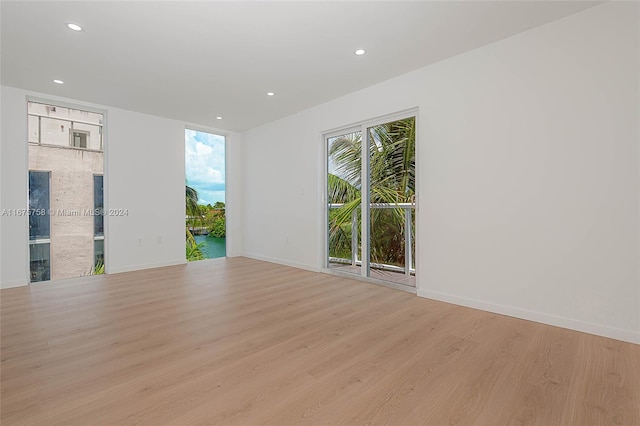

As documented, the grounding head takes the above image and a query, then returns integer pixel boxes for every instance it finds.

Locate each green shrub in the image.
[208,217,226,238]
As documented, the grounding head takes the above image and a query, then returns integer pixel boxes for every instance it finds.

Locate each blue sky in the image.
[185,129,225,205]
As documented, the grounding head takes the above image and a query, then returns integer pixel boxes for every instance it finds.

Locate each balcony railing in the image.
[328,202,415,276]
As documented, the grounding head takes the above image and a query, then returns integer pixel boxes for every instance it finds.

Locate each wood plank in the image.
[1,257,638,425]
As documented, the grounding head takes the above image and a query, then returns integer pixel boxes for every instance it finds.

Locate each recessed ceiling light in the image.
[53,79,64,84]
[266,92,275,96]
[216,116,223,120]
[66,23,83,31]
[355,49,366,56]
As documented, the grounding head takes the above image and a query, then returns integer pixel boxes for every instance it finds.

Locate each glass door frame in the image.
[322,108,418,286]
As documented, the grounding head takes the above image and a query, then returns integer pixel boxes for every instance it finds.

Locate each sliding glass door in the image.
[366,117,416,286]
[327,129,362,275]
[326,114,416,287]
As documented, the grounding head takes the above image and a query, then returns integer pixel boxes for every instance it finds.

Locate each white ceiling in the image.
[1,1,600,132]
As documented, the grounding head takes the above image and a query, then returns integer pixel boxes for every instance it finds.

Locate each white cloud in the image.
[185,129,225,204]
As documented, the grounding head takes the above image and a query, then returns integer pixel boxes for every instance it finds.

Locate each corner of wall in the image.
[1,280,29,290]
[417,288,640,345]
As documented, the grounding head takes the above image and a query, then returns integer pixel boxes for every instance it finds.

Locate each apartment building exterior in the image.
[27,101,104,282]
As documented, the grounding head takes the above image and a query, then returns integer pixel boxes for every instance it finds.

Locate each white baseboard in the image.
[107,259,187,274]
[418,288,640,345]
[242,253,321,273]
[1,279,28,289]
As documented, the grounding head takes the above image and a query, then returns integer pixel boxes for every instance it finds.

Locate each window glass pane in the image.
[94,175,104,236]
[327,131,362,275]
[40,117,71,147]
[29,171,50,239]
[367,117,416,287]
[94,239,104,266]
[27,101,106,281]
[28,115,39,143]
[30,243,50,282]
[73,123,102,150]
[70,130,88,148]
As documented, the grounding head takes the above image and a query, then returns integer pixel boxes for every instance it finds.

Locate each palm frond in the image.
[186,185,200,216]
[328,133,362,188]
[327,117,415,269]
[186,228,205,261]
[328,173,360,204]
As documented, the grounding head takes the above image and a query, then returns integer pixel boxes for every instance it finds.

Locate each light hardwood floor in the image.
[1,257,638,425]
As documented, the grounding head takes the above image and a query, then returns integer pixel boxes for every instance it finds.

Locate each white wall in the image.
[241,2,639,343]
[1,86,29,288]
[104,105,185,274]
[224,131,244,257]
[1,87,244,286]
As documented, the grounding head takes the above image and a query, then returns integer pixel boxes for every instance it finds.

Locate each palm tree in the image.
[186,230,205,261]
[186,184,199,217]
[185,184,205,261]
[328,117,415,267]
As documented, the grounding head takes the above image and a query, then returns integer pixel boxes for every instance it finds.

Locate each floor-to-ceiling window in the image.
[326,112,416,288]
[28,170,51,282]
[27,100,105,282]
[185,129,226,261]
[93,174,104,273]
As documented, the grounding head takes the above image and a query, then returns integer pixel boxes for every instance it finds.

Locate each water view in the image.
[185,128,226,262]
[194,235,226,259]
